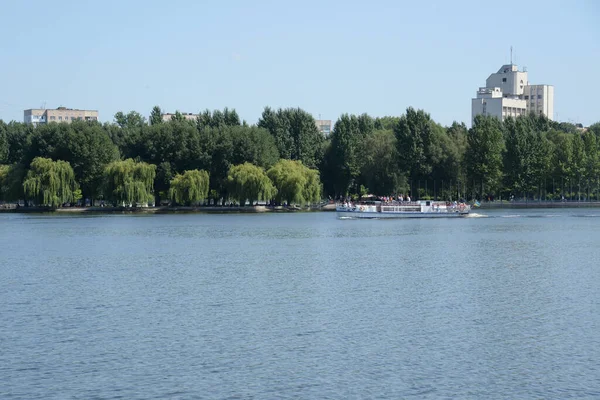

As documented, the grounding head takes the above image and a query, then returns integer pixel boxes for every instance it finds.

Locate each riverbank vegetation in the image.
[0,106,599,207]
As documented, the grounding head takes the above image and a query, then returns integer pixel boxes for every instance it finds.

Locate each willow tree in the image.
[22,157,77,207]
[104,159,156,206]
[169,169,210,206]
[267,159,322,206]
[227,162,276,206]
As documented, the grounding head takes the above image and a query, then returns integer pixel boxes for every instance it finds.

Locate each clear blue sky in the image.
[0,0,598,127]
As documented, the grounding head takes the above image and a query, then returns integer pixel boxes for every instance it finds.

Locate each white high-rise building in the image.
[523,84,554,119]
[471,63,553,123]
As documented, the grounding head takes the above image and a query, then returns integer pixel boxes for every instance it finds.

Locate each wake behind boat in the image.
[336,200,470,218]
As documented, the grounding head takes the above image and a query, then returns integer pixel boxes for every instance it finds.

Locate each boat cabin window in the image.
[426,201,430,206]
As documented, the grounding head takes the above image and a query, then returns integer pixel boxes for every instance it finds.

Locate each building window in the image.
[58,116,62,121]
[502,78,507,82]
[524,95,529,100]
[50,116,55,120]
[538,95,542,99]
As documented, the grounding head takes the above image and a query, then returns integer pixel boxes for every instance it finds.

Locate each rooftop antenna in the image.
[510,46,513,65]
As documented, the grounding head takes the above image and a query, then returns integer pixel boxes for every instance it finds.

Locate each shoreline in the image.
[2,202,600,214]
[0,204,338,214]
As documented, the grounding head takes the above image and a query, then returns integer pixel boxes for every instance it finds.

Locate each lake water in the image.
[1,209,600,399]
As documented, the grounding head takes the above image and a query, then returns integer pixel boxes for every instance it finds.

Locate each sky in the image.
[0,0,598,127]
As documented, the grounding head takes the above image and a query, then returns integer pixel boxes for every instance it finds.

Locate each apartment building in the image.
[161,112,199,122]
[315,119,332,136]
[24,107,99,125]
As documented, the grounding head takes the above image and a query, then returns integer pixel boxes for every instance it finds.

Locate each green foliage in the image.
[4,122,34,164]
[227,163,276,206]
[103,159,156,206]
[73,188,83,203]
[258,107,325,168]
[0,121,8,163]
[115,111,146,128]
[0,164,26,201]
[395,107,433,180]
[588,123,600,139]
[267,159,322,205]
[150,106,163,126]
[322,113,374,196]
[3,105,599,203]
[359,129,406,195]
[465,115,505,195]
[61,121,120,201]
[22,121,118,201]
[169,169,210,206]
[22,157,77,207]
[197,108,241,129]
[171,111,186,123]
[374,116,401,131]
[503,117,552,194]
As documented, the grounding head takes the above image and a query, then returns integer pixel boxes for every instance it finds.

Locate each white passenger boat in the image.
[336,200,470,218]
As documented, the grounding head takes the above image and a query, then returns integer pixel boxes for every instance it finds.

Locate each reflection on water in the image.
[1,209,599,398]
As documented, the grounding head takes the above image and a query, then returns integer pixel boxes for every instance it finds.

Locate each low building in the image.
[161,112,198,122]
[315,119,332,136]
[24,107,98,126]
[471,87,527,121]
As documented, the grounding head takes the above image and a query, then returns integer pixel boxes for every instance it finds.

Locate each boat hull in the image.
[337,210,469,219]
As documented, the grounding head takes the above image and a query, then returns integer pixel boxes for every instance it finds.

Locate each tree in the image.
[103,159,156,206]
[150,106,163,126]
[465,115,505,199]
[229,126,279,169]
[588,122,600,140]
[374,116,401,131]
[4,122,35,164]
[227,163,276,206]
[197,108,241,128]
[359,129,406,195]
[114,111,147,128]
[169,169,210,206]
[267,159,322,205]
[59,121,119,203]
[171,111,186,123]
[22,157,77,207]
[395,107,433,183]
[547,129,573,195]
[257,107,325,168]
[0,163,26,202]
[323,113,373,196]
[0,121,8,163]
[503,116,553,198]
[445,122,468,180]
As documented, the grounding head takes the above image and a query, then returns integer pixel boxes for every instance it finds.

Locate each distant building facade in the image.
[161,112,198,122]
[24,107,99,126]
[471,64,553,123]
[315,119,332,136]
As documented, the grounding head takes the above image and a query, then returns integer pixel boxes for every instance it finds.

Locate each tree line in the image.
[1,105,599,207]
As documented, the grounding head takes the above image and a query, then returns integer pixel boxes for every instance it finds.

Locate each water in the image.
[1,210,599,399]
